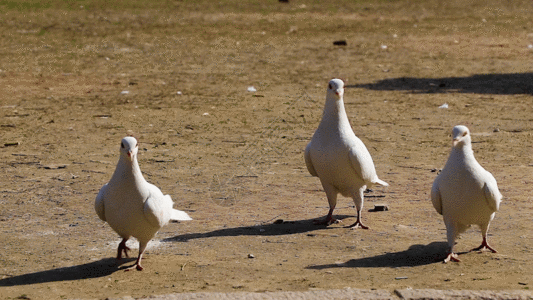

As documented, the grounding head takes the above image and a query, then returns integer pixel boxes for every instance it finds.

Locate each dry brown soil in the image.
[1,1,533,299]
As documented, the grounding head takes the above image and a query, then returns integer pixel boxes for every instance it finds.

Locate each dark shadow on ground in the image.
[163,215,354,242]
[348,73,533,95]
[0,258,136,287]
[306,242,449,269]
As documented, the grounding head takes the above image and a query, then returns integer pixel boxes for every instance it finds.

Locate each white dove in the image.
[95,137,192,271]
[431,125,502,263]
[304,79,389,229]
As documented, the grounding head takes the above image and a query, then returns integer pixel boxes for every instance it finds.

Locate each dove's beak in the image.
[335,89,342,96]
[452,138,460,147]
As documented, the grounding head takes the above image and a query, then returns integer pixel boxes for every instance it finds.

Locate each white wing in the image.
[483,173,502,212]
[348,144,373,183]
[143,183,173,228]
[304,142,318,177]
[431,179,443,215]
[95,184,108,221]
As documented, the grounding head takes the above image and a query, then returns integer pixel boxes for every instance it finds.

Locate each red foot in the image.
[124,263,144,271]
[443,252,461,263]
[471,240,497,253]
[345,220,369,230]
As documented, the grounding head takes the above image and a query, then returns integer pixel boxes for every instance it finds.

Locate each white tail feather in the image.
[171,209,192,221]
[373,178,389,187]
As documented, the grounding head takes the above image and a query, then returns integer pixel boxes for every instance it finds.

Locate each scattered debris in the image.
[333,40,347,46]
[286,26,298,34]
[248,254,255,259]
[4,142,20,147]
[247,86,257,92]
[42,164,68,170]
[439,103,449,109]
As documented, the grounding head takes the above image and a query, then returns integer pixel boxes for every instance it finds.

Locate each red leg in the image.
[124,241,147,271]
[116,238,130,260]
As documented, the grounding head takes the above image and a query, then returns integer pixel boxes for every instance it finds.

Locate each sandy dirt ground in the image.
[1,0,533,299]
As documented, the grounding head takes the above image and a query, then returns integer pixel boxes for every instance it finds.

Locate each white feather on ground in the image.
[95,136,192,271]
[304,78,388,229]
[431,125,502,263]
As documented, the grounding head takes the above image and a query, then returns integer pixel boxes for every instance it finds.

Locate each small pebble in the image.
[248,254,255,259]
[333,40,347,46]
[373,204,389,211]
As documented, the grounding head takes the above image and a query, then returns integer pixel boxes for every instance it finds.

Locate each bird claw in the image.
[124,263,144,272]
[346,220,369,230]
[471,244,497,253]
[443,252,461,263]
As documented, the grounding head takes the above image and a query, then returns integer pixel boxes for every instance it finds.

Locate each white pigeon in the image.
[304,78,389,229]
[95,136,192,271]
[431,125,502,263]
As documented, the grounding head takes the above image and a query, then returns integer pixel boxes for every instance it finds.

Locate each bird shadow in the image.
[0,258,136,287]
[306,241,449,269]
[163,215,354,242]
[347,72,533,95]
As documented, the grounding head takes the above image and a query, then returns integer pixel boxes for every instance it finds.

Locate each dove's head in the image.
[327,79,344,100]
[451,125,471,148]
[120,136,138,161]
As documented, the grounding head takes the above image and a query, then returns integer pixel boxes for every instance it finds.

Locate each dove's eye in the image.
[121,142,124,148]
[463,132,467,137]
[328,83,332,89]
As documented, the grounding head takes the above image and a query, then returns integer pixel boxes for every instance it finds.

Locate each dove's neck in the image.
[447,144,475,167]
[110,155,146,186]
[319,96,351,130]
